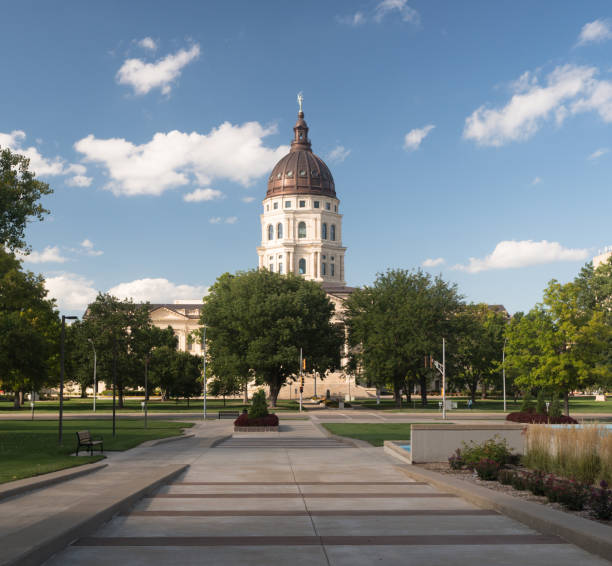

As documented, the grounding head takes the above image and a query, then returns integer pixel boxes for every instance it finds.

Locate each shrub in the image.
[234,413,279,427]
[506,412,577,424]
[553,478,589,511]
[475,458,500,480]
[511,471,528,491]
[460,436,514,469]
[524,470,547,496]
[324,399,351,408]
[520,391,534,413]
[549,392,562,419]
[448,449,463,470]
[536,390,546,416]
[248,389,269,419]
[590,480,612,521]
[498,469,515,485]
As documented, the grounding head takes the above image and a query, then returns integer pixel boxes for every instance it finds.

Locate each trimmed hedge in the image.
[234,413,279,427]
[506,411,578,424]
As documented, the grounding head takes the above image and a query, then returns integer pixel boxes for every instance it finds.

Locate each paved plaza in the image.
[17,419,603,566]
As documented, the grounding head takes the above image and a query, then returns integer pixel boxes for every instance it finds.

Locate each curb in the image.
[310,420,369,448]
[0,462,108,502]
[0,464,188,566]
[393,462,612,563]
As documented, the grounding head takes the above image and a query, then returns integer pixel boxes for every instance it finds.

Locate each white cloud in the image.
[531,176,542,185]
[225,216,238,224]
[453,240,589,273]
[209,217,222,224]
[116,43,200,95]
[404,124,435,150]
[337,12,366,26]
[80,239,103,256]
[577,19,612,46]
[209,216,237,224]
[74,122,288,197]
[242,196,256,203]
[588,147,609,160]
[66,175,93,187]
[463,64,612,146]
[327,145,351,163]
[422,257,445,267]
[45,273,98,312]
[108,278,208,303]
[183,188,224,202]
[374,0,419,24]
[18,245,67,264]
[138,37,157,51]
[0,130,67,176]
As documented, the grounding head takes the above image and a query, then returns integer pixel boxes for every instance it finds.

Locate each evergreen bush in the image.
[249,389,269,419]
[549,393,562,419]
[536,390,546,415]
[520,391,534,413]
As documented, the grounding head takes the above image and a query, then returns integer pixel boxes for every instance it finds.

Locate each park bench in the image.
[218,411,240,419]
[75,430,104,456]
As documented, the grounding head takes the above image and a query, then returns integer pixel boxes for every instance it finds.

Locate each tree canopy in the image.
[200,269,344,405]
[0,148,53,252]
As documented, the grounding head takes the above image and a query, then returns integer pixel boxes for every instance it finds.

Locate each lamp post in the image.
[144,355,149,429]
[202,326,207,421]
[59,315,78,445]
[87,338,97,412]
[502,338,507,413]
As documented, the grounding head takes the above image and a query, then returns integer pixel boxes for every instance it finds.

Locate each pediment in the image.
[150,306,188,321]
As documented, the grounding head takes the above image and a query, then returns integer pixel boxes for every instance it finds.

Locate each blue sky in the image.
[2,0,611,315]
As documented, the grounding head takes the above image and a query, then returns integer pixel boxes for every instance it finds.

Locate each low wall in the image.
[410,424,526,463]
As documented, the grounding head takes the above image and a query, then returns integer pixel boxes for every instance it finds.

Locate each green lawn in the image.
[0,397,301,413]
[323,423,418,446]
[0,419,193,484]
[350,396,612,413]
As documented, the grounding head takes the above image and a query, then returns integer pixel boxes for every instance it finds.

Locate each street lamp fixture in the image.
[59,315,78,445]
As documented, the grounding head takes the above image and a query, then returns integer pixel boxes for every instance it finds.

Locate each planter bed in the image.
[234,425,279,432]
[423,462,611,526]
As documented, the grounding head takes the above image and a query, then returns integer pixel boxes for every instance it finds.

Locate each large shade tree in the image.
[200,269,344,406]
[0,148,53,252]
[344,269,464,407]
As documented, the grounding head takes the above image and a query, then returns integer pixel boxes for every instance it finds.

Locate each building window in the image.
[334,205,337,212]
[279,262,283,274]
[187,335,193,351]
[331,263,335,277]
[321,262,327,276]
[269,263,274,272]
[267,225,274,240]
[330,224,336,241]
[314,201,320,208]
[273,202,278,210]
[277,222,283,239]
[285,201,291,208]
[298,221,306,238]
[325,202,331,210]
[298,258,306,274]
[322,223,328,239]
[299,200,306,208]
[266,204,269,211]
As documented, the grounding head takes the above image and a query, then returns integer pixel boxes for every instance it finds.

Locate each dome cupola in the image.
[266,96,335,198]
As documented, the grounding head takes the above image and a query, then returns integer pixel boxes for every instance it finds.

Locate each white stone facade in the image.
[257,194,346,285]
[593,247,612,269]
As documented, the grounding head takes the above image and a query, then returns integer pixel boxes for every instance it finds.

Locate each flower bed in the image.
[233,413,279,431]
[506,411,578,424]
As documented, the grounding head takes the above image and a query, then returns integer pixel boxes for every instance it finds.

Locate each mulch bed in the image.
[422,462,611,527]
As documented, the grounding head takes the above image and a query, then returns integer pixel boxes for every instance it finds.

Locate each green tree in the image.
[208,373,242,406]
[344,269,463,407]
[0,148,53,252]
[201,270,343,406]
[0,249,60,406]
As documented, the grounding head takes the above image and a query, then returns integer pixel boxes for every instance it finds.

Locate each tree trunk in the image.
[80,385,87,399]
[13,391,22,409]
[419,375,428,407]
[404,382,411,404]
[393,382,402,408]
[269,379,281,407]
[563,390,570,416]
[481,381,487,399]
[187,397,190,408]
[223,394,226,407]
[243,382,248,403]
[118,384,124,409]
[470,379,477,403]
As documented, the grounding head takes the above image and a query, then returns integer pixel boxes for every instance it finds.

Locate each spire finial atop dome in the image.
[297,91,304,114]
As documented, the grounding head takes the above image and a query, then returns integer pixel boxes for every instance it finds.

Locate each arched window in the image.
[277,222,283,239]
[298,221,306,238]
[322,223,328,239]
[298,258,306,274]
[330,224,336,241]
[267,225,274,240]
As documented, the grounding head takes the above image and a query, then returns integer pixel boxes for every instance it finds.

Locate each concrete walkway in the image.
[43,419,608,565]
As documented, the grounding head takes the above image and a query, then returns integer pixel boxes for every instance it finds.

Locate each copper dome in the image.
[266,111,335,198]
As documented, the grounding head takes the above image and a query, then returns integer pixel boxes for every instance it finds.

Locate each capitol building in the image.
[149,101,369,400]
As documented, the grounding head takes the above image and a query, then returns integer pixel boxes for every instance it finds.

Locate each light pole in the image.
[502,338,507,413]
[429,338,447,420]
[59,315,78,445]
[144,355,149,429]
[202,326,207,421]
[87,338,97,412]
